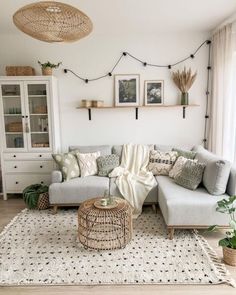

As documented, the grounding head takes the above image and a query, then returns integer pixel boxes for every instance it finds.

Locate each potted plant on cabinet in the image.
[38,61,62,76]
[209,196,236,266]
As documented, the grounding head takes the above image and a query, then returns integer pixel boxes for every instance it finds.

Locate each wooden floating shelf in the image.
[76,104,200,120]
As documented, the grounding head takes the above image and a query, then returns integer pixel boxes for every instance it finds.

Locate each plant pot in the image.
[181,92,189,105]
[223,247,236,266]
[42,67,52,76]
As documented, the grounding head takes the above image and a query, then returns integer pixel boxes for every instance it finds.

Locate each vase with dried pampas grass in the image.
[172,67,197,105]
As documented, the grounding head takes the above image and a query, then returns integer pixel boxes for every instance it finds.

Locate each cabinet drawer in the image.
[3,153,52,161]
[4,161,54,173]
[5,174,51,192]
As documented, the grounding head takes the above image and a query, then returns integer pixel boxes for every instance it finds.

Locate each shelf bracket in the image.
[88,108,91,120]
[183,106,186,119]
[135,107,138,120]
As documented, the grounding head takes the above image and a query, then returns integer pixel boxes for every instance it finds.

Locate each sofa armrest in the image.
[51,170,63,184]
[227,165,236,196]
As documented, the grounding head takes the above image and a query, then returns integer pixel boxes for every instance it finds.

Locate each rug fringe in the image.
[193,230,236,288]
[0,208,28,239]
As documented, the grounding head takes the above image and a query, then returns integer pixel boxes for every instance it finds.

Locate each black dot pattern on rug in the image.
[0,207,227,285]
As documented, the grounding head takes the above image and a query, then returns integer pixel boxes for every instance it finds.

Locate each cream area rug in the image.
[0,208,235,287]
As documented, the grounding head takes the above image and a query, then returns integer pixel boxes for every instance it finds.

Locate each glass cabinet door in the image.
[26,83,51,150]
[1,83,26,150]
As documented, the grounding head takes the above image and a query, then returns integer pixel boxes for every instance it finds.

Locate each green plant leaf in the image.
[230,220,236,230]
[207,225,218,232]
[230,236,236,249]
[219,238,230,247]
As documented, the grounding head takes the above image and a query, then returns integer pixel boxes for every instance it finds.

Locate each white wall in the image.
[0,31,209,151]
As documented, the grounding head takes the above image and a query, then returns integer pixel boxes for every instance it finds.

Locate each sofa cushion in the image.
[174,160,205,190]
[49,176,109,204]
[227,165,236,196]
[52,152,80,181]
[112,144,154,160]
[157,176,229,226]
[148,150,178,176]
[172,148,196,159]
[193,145,231,195]
[155,144,193,152]
[97,154,120,177]
[169,156,197,179]
[109,177,158,203]
[69,145,112,156]
[76,151,100,177]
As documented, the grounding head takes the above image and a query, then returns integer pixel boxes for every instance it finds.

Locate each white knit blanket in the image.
[109,144,156,217]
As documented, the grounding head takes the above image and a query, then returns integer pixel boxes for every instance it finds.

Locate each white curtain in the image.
[208,23,236,162]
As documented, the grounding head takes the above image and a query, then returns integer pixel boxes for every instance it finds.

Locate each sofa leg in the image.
[168,228,175,240]
[52,205,58,214]
[152,204,157,214]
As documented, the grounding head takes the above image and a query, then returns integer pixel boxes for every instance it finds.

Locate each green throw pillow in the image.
[175,160,205,190]
[97,154,119,177]
[52,152,80,181]
[172,148,196,159]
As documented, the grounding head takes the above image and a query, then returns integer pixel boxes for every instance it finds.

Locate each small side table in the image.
[78,197,132,250]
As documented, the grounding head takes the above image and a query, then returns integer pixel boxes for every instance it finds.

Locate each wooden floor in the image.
[0,196,236,295]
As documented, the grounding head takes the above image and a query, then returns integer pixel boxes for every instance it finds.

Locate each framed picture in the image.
[115,74,140,106]
[144,80,164,105]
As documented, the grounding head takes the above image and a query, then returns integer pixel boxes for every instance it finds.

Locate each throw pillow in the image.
[193,145,231,195]
[172,148,196,159]
[148,150,178,175]
[76,151,101,177]
[175,160,206,190]
[52,152,80,181]
[169,156,198,178]
[97,154,120,177]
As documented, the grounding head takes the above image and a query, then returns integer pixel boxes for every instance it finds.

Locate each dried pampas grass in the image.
[172,67,197,93]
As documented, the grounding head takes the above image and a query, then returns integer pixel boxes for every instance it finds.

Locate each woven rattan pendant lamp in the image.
[13,1,93,43]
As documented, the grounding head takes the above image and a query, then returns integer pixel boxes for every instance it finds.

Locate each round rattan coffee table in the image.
[78,197,132,250]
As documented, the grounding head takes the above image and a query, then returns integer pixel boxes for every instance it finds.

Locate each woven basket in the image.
[223,247,236,266]
[7,122,23,132]
[6,66,35,76]
[42,67,52,76]
[34,105,47,114]
[37,192,50,210]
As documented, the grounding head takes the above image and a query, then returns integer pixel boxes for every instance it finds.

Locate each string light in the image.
[64,40,211,83]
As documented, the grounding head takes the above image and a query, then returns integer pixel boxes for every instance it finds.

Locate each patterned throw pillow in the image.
[76,151,101,177]
[52,153,80,181]
[172,148,196,159]
[169,156,198,179]
[175,160,206,190]
[148,150,178,176]
[97,154,120,177]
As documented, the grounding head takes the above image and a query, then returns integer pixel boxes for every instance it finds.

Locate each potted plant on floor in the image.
[209,196,236,266]
[38,61,62,76]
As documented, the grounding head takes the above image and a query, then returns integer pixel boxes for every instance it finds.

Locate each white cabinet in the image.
[0,76,61,200]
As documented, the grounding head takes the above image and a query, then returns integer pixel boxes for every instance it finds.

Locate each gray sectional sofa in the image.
[49,144,235,239]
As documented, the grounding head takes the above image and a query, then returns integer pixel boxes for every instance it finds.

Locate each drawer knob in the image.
[15,181,19,184]
[14,166,17,169]
[13,155,16,158]
[40,165,43,168]
[41,181,44,184]
[39,155,42,158]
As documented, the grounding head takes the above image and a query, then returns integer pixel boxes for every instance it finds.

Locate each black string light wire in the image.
[64,39,212,144]
[203,40,212,148]
[64,39,211,83]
